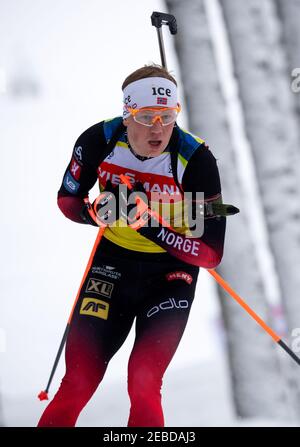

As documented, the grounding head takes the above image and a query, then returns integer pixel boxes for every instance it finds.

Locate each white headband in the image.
[123,77,178,118]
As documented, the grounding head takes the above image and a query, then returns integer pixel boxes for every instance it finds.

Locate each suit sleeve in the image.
[57,122,105,223]
[182,144,226,261]
[137,144,226,268]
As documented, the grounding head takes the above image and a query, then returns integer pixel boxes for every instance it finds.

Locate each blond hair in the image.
[122,64,177,90]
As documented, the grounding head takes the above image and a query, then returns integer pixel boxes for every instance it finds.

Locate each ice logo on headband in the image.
[152,86,171,106]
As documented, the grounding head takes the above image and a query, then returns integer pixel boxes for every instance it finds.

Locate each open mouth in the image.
[148,140,162,147]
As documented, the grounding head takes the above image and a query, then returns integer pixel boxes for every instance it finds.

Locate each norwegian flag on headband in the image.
[157,97,168,105]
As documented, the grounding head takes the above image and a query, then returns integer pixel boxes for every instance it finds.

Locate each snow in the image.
[2,358,297,427]
[1,0,299,427]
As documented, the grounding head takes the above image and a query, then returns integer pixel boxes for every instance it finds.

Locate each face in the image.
[123,109,175,158]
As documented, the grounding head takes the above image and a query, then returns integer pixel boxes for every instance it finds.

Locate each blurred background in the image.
[1,0,300,427]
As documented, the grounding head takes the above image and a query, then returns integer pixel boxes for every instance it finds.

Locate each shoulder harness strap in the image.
[101,121,126,161]
[171,126,239,218]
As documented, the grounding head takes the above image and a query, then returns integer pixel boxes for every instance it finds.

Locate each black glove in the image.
[121,181,154,230]
[80,180,128,227]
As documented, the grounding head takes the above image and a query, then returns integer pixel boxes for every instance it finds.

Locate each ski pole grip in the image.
[151,11,177,35]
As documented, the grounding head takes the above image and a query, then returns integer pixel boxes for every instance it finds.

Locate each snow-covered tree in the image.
[275,0,300,119]
[165,0,288,419]
[220,0,300,415]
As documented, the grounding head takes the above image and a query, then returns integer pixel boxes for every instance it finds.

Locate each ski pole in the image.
[120,174,300,367]
[208,269,300,366]
[151,11,177,69]
[38,219,106,401]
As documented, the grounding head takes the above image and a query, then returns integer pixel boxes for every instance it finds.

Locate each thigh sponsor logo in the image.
[166,271,193,284]
[86,278,114,298]
[147,297,189,318]
[80,297,109,320]
[103,265,115,271]
[91,265,121,280]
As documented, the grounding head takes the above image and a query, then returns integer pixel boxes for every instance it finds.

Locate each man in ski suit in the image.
[38,64,226,427]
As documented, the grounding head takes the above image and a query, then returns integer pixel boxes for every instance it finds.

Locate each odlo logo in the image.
[147,297,189,318]
[80,298,109,320]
